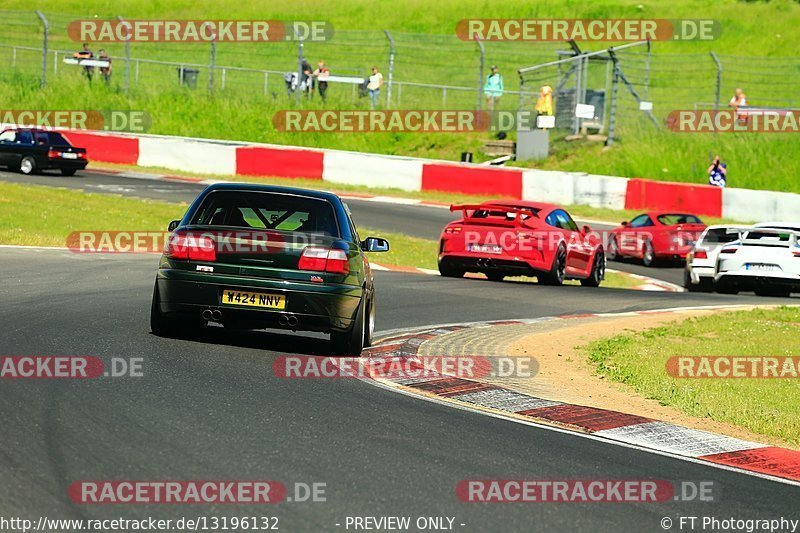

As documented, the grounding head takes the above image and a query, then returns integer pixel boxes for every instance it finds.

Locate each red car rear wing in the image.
[449,204,539,227]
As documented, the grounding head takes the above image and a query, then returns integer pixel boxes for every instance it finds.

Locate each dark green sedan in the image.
[150,183,389,355]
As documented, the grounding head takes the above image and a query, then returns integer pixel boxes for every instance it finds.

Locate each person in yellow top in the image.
[535,84,554,116]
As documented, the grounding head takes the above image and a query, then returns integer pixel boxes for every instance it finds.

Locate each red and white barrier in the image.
[50,128,796,222]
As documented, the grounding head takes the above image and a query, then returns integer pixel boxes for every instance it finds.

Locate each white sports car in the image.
[684,225,747,292]
[715,222,800,297]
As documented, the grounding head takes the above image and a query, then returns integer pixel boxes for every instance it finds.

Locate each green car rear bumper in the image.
[156,269,363,333]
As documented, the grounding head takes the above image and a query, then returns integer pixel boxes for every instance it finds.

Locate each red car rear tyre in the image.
[539,243,566,286]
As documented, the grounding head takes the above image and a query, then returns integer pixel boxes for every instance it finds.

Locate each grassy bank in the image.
[584,307,800,447]
[1,0,799,192]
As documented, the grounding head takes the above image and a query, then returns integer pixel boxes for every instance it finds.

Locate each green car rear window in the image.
[190,191,340,237]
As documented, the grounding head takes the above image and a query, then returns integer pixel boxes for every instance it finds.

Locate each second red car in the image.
[438,201,605,286]
[607,211,706,266]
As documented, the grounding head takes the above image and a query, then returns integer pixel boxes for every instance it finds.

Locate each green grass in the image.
[0,0,799,192]
[0,181,186,246]
[584,307,800,446]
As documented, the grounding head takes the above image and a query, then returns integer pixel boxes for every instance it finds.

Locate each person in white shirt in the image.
[367,66,383,109]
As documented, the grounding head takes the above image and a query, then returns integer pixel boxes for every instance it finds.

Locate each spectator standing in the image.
[300,57,313,96]
[314,61,331,102]
[708,155,727,187]
[483,65,503,110]
[367,66,383,109]
[73,43,94,82]
[535,84,554,116]
[728,88,747,112]
[98,49,112,86]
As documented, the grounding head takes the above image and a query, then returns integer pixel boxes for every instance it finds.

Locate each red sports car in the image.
[438,201,605,286]
[607,211,707,266]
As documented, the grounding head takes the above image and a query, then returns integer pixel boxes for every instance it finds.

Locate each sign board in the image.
[575,104,595,119]
[536,115,555,129]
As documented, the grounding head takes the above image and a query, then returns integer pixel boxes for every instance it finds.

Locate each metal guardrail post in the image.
[35,10,48,88]
[710,51,722,112]
[384,30,395,107]
[475,38,484,110]
[118,16,131,94]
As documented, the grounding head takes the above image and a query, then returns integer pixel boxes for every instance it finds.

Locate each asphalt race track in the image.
[0,168,685,285]
[0,245,796,532]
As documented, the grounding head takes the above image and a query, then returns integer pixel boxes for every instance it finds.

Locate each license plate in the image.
[221,289,286,309]
[62,152,78,159]
[468,244,502,254]
[745,263,779,271]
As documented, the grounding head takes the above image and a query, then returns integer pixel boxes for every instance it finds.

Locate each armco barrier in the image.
[13,126,799,222]
[421,164,523,198]
[237,146,324,179]
[323,151,423,192]
[624,178,723,218]
[723,187,800,222]
[138,136,238,176]
[521,170,628,210]
[62,130,139,165]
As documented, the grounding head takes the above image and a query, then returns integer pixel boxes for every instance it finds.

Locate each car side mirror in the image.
[168,220,180,232]
[362,237,389,252]
[621,221,629,226]
[581,225,592,234]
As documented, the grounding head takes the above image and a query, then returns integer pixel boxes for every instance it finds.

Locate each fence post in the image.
[384,30,395,107]
[643,39,651,101]
[475,38,484,110]
[573,56,583,134]
[710,51,722,112]
[118,15,131,94]
[606,57,619,147]
[35,10,48,88]
[208,29,216,93]
[296,33,304,106]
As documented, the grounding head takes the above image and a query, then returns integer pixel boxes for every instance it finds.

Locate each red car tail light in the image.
[167,232,216,262]
[694,249,708,259]
[47,149,61,159]
[793,251,800,258]
[444,226,462,235]
[298,247,350,275]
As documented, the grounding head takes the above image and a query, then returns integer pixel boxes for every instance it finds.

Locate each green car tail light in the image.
[298,246,350,275]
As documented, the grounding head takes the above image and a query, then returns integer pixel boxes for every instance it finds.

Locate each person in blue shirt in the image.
[483,65,504,110]
[708,155,727,187]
